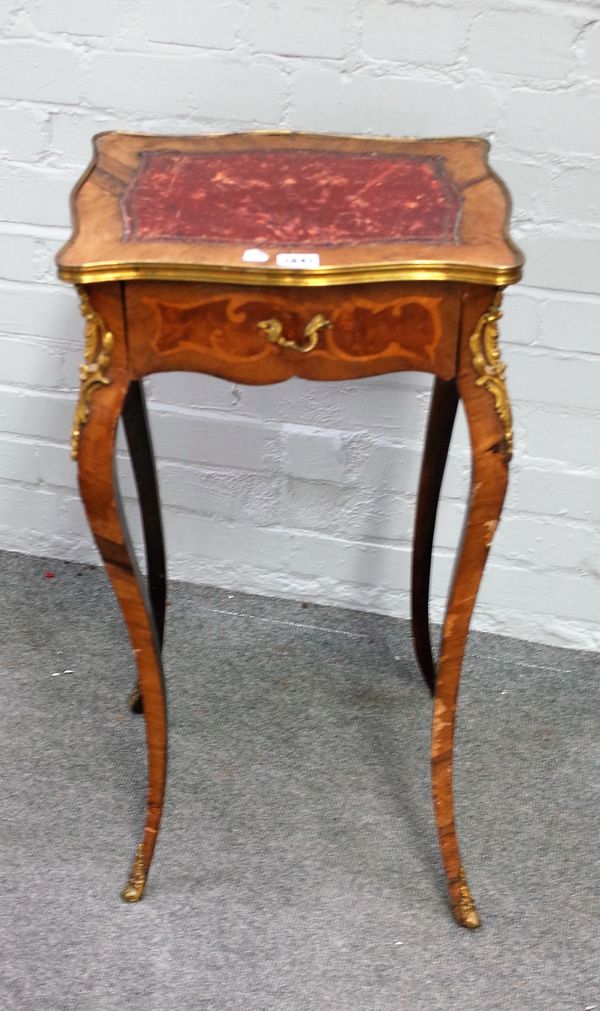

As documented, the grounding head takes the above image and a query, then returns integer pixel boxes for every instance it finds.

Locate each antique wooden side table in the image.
[57,132,522,928]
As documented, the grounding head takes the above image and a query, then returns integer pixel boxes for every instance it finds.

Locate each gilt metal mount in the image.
[258,313,330,353]
[71,287,114,460]
[457,865,481,929]
[121,842,146,903]
[469,290,513,459]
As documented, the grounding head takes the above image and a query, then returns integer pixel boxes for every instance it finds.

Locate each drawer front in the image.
[125,281,460,383]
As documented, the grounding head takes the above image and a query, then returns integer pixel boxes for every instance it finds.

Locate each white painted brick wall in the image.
[363,3,472,66]
[249,0,351,58]
[469,10,579,78]
[0,0,599,652]
[32,0,130,38]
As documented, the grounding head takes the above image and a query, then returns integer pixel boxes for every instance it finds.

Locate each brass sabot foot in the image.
[458,904,481,930]
[121,843,146,903]
[454,866,481,929]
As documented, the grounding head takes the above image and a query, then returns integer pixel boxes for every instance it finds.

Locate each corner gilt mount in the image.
[71,287,114,460]
[468,290,513,460]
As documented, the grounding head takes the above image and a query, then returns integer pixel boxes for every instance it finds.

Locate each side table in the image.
[57,131,522,928]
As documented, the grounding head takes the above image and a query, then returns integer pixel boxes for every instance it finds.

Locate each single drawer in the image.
[125,281,461,384]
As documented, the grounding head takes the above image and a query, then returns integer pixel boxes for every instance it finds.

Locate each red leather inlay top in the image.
[122,150,462,246]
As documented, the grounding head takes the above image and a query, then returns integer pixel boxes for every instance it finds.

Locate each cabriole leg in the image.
[432,287,512,928]
[122,379,167,714]
[411,377,459,694]
[74,284,167,902]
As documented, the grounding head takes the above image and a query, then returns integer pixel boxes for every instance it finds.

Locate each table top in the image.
[57,132,523,288]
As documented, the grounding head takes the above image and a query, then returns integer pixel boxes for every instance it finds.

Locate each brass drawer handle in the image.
[258,313,330,353]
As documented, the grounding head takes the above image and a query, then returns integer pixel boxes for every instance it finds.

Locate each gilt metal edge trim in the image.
[58,260,523,289]
[468,289,513,460]
[71,286,114,460]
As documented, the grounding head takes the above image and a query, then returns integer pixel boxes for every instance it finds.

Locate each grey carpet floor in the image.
[0,548,598,1011]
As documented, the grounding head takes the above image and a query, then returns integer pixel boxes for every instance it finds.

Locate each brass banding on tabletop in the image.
[58,261,522,288]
